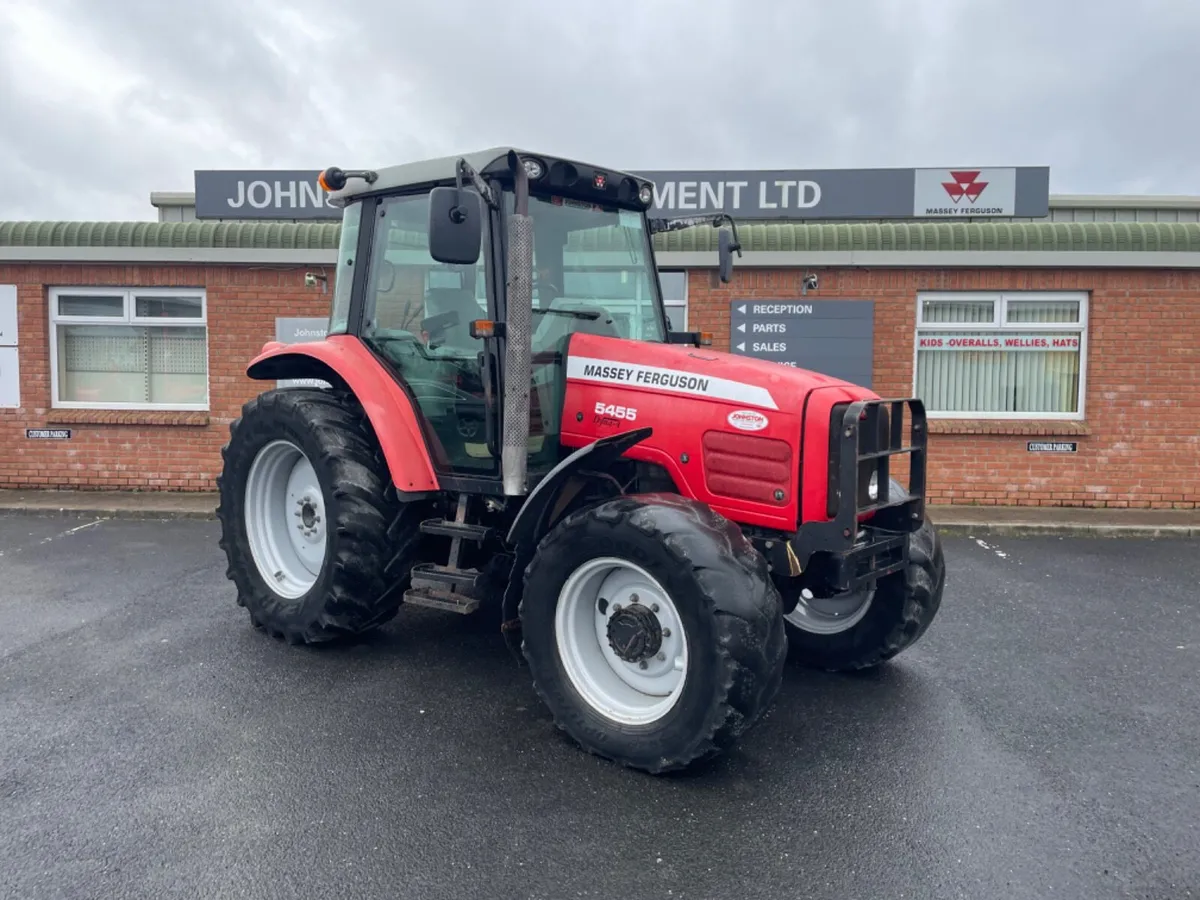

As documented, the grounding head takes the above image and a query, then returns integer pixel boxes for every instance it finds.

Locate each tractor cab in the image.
[316,149,734,494]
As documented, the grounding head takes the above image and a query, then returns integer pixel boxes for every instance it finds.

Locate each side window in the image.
[361,192,493,473]
[363,193,488,347]
[327,200,362,335]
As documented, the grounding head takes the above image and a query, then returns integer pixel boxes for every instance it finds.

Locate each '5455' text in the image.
[593,402,638,427]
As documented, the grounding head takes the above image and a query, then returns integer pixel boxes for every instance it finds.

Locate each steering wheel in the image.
[533,269,561,303]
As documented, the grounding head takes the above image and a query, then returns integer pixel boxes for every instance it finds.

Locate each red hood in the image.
[565,332,878,411]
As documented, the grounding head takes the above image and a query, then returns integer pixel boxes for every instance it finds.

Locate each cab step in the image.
[403,587,481,615]
[409,562,482,594]
[418,519,493,542]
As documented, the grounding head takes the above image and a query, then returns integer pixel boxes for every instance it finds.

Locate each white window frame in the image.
[659,270,688,330]
[48,287,210,411]
[912,290,1089,421]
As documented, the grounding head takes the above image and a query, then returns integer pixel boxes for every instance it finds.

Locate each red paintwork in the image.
[560,333,878,532]
[797,385,872,525]
[246,336,439,494]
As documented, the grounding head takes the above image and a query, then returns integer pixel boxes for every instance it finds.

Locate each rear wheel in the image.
[519,494,787,774]
[216,387,422,643]
[781,515,946,671]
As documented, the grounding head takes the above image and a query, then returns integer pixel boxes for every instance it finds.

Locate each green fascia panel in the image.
[0,221,343,250]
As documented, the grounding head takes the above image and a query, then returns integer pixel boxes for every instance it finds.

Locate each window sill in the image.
[928,420,1090,437]
[46,409,211,427]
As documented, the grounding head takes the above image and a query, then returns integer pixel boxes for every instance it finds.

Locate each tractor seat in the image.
[424,287,485,352]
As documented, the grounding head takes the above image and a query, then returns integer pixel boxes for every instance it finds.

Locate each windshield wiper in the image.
[532,308,601,320]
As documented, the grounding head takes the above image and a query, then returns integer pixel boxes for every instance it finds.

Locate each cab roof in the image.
[325,146,653,207]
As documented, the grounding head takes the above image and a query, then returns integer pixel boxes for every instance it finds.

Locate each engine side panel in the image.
[246,335,440,494]
[559,333,808,531]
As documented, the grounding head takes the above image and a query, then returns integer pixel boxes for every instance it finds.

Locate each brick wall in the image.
[685,266,1200,509]
[0,263,324,492]
[2,261,1197,508]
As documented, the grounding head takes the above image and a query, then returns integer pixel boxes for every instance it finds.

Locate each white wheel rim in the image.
[244,439,327,599]
[554,557,688,727]
[784,587,874,635]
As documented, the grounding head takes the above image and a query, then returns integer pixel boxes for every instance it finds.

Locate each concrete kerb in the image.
[1,493,1196,539]
[933,521,1199,539]
[0,492,219,522]
[0,507,217,522]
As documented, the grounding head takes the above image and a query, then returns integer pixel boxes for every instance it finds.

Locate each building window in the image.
[914,291,1087,419]
[659,270,688,331]
[49,287,209,410]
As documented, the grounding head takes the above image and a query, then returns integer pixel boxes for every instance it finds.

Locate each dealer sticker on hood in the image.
[727,410,769,431]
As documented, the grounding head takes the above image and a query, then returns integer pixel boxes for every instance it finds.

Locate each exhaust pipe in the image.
[501,150,533,496]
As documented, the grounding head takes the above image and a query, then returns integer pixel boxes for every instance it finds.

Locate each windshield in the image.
[522,193,666,344]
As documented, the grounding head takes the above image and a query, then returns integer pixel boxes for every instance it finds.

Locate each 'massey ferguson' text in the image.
[582,363,711,393]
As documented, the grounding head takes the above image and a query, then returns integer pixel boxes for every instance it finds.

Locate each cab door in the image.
[358,191,501,478]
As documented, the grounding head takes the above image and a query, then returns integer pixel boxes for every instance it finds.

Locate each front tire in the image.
[519,494,787,774]
[781,515,946,671]
[216,387,422,644]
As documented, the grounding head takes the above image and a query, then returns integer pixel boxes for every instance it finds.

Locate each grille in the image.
[702,430,793,505]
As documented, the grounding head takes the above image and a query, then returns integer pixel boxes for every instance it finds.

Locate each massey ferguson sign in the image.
[912,168,1019,217]
[194,165,1048,221]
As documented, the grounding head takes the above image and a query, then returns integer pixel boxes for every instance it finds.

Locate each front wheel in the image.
[780,515,946,671]
[519,494,787,774]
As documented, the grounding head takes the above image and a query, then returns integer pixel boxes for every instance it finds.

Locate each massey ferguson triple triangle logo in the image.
[942,171,988,205]
[914,167,1012,216]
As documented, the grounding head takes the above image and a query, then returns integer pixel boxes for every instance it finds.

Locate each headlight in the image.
[867,470,879,501]
[638,184,654,206]
[522,157,544,180]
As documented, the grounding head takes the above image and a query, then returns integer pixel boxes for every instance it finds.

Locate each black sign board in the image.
[729,300,875,388]
[1027,441,1078,453]
[26,428,71,440]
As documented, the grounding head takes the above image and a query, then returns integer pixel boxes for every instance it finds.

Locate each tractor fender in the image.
[246,335,439,495]
[506,426,653,552]
[500,426,652,659]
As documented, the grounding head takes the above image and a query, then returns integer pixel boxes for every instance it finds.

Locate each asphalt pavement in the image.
[1,514,1197,900]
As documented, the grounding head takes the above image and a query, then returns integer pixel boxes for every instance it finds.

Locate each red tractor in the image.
[216,148,947,774]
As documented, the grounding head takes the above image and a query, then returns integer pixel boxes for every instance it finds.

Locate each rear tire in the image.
[216,387,422,644]
[781,515,946,671]
[519,493,787,774]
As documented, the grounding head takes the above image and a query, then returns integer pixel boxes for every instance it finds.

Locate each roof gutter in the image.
[655,249,1200,269]
[0,247,339,265]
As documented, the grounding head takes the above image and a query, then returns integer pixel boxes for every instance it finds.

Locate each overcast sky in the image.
[1,0,1196,222]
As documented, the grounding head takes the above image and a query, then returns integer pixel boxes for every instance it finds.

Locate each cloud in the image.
[1,0,1198,221]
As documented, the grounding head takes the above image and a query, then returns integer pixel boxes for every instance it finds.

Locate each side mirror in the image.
[429,186,483,265]
[718,227,740,283]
